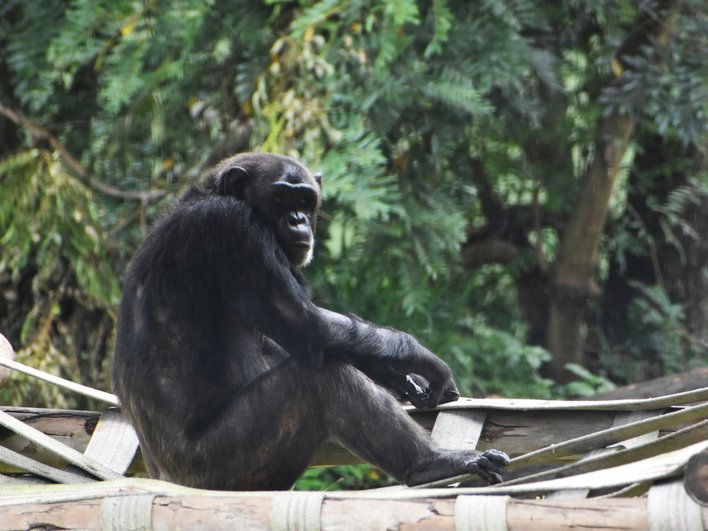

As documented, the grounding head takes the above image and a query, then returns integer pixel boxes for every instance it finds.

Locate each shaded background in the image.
[0,0,706,412]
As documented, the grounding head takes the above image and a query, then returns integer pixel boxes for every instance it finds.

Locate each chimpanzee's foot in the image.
[405,448,510,486]
[464,449,510,484]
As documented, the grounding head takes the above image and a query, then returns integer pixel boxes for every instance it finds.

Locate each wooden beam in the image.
[1,404,696,474]
[2,494,704,531]
[593,367,708,400]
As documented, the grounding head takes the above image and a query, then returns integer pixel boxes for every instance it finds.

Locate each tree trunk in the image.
[543,1,674,382]
[545,115,635,382]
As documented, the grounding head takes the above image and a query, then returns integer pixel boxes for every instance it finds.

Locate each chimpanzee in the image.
[113,153,509,490]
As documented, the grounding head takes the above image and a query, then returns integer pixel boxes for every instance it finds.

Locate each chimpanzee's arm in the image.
[203,198,456,404]
[316,308,459,407]
[205,199,328,366]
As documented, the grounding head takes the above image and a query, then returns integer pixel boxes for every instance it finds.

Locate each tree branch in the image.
[469,158,504,225]
[461,238,520,269]
[0,103,167,203]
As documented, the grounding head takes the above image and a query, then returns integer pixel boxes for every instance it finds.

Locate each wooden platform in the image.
[1,337,707,529]
[1,387,706,530]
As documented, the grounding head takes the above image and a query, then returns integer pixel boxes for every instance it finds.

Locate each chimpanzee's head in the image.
[211,153,322,267]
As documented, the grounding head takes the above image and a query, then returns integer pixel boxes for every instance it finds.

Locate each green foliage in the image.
[0,150,119,310]
[447,318,554,398]
[2,0,67,114]
[562,364,616,397]
[295,465,395,491]
[319,125,401,222]
[422,78,491,116]
[623,282,697,373]
[424,0,453,58]
[0,149,119,406]
[1,0,706,416]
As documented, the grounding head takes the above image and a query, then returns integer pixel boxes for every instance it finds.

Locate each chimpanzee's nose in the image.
[288,212,307,226]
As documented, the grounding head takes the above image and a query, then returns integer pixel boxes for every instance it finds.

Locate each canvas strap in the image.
[455,495,509,531]
[269,492,325,531]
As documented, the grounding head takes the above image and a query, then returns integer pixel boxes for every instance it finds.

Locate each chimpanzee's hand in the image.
[405,373,460,409]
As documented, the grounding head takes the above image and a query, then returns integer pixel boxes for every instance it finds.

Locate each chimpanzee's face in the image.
[214,153,322,267]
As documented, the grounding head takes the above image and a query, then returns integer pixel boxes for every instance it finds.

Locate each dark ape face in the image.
[212,153,322,267]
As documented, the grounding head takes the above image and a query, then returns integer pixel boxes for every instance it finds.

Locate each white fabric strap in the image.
[269,492,325,531]
[85,409,140,475]
[0,445,90,484]
[101,494,155,531]
[431,410,487,450]
[455,495,509,531]
[647,481,703,531]
[609,410,661,449]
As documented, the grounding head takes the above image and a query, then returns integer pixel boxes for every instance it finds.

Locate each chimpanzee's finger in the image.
[437,379,460,404]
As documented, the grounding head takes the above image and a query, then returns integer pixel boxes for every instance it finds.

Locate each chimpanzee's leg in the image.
[318,362,508,486]
[155,359,328,490]
[154,358,506,490]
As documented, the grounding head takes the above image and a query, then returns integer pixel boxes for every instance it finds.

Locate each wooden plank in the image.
[506,498,648,531]
[405,387,708,411]
[547,410,662,499]
[2,405,695,473]
[431,410,487,450]
[310,409,625,466]
[1,494,705,531]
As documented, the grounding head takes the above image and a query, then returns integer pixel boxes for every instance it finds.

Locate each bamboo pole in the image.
[2,494,704,531]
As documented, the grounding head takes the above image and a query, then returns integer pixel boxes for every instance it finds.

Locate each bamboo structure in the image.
[0,485,705,531]
[0,339,707,530]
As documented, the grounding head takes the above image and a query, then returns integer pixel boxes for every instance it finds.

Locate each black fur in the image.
[113,153,508,490]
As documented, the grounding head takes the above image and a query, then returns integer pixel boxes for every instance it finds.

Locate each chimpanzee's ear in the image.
[217,165,249,197]
[313,172,322,187]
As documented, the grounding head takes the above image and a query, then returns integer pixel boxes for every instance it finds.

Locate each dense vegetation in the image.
[1,0,706,459]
